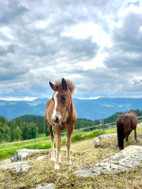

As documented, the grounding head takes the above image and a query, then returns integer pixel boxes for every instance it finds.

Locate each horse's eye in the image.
[61,96,66,101]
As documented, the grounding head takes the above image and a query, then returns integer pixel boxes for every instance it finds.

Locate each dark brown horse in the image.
[45,78,77,169]
[116,110,138,150]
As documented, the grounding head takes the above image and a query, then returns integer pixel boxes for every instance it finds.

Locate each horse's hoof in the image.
[67,160,72,166]
[59,160,62,164]
[59,156,62,164]
[51,157,56,162]
[55,163,60,169]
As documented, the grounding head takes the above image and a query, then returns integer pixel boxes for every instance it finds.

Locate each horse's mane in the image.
[126,110,136,115]
[54,79,75,94]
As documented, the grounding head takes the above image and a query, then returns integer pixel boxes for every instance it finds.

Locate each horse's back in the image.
[116,114,131,125]
[125,111,138,129]
[116,114,132,135]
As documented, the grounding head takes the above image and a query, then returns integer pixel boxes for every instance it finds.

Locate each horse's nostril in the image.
[55,116,59,123]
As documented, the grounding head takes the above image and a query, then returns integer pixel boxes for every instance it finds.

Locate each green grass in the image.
[37,133,46,138]
[0,136,51,159]
[0,124,142,160]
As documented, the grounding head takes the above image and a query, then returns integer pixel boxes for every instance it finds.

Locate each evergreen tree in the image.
[14,126,22,140]
[3,125,11,142]
[0,116,10,142]
[8,120,17,141]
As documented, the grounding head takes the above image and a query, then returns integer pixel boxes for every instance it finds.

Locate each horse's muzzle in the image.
[54,116,60,124]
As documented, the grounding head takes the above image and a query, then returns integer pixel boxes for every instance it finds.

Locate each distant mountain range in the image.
[0,97,142,120]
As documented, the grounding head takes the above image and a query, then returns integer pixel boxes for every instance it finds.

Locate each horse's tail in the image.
[117,120,124,150]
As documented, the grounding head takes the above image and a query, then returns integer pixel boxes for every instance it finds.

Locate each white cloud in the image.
[0,97,37,101]
[34,20,50,29]
[0,27,14,40]
[61,22,112,48]
[75,51,107,71]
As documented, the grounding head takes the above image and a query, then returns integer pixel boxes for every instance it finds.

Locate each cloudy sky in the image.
[0,0,142,100]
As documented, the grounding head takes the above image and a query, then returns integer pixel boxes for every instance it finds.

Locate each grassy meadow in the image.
[1,124,142,160]
[0,127,142,189]
[0,128,110,160]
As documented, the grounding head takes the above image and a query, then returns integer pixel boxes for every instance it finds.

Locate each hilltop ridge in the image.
[0,97,142,120]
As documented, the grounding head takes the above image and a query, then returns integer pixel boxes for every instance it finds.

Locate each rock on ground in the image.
[0,162,32,173]
[34,183,55,189]
[75,145,142,177]
[36,155,46,161]
[11,149,46,162]
[94,133,117,147]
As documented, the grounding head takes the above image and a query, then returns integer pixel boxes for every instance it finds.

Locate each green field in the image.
[0,125,117,160]
[1,123,142,160]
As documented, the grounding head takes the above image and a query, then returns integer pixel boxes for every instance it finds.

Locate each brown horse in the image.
[45,78,77,169]
[116,110,138,150]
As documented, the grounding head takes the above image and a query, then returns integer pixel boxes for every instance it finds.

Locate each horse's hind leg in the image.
[66,131,73,165]
[48,123,55,161]
[134,129,138,142]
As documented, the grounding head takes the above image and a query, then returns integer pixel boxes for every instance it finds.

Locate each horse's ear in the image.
[62,78,67,90]
[49,81,55,91]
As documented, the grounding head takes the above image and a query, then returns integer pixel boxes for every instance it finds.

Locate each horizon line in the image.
[0,96,142,101]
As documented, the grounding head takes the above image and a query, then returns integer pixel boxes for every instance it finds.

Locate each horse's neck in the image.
[68,101,76,123]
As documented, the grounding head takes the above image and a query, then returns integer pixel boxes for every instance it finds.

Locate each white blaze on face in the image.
[51,91,62,122]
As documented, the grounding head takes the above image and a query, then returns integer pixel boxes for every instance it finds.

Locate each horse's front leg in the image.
[55,128,61,169]
[66,131,72,165]
[126,131,131,142]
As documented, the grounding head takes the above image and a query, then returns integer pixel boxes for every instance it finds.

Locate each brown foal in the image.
[45,78,77,169]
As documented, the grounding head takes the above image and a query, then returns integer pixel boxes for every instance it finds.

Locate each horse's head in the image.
[49,78,74,124]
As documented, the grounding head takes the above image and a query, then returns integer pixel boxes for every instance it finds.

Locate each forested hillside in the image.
[0,116,38,142]
[0,109,141,143]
